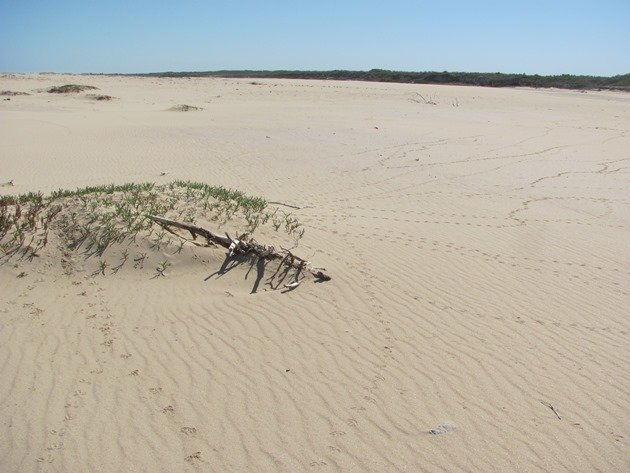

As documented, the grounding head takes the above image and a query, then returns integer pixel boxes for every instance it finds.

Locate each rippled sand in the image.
[1,73,628,472]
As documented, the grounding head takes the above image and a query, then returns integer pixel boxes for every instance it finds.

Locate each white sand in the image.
[1,73,628,472]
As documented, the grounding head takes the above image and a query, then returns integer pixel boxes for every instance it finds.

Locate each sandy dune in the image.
[1,74,628,472]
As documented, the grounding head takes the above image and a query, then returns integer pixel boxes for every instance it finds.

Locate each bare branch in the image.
[146,214,331,287]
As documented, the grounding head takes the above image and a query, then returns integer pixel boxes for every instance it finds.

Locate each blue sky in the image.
[0,0,628,75]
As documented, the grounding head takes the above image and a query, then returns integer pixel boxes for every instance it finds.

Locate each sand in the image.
[1,73,628,472]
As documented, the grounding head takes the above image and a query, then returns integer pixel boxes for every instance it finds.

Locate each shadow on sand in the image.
[205,253,299,294]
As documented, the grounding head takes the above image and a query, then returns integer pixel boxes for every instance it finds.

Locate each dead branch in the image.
[267,201,302,210]
[146,214,331,285]
[410,93,437,105]
[147,215,231,246]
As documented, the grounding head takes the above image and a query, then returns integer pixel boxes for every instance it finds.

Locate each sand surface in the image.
[1,74,629,472]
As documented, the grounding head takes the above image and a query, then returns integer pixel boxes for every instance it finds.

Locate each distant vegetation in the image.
[1,90,30,96]
[130,70,630,91]
[86,94,116,101]
[48,84,98,93]
[167,104,203,112]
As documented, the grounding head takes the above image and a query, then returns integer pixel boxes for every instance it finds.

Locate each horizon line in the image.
[2,69,629,79]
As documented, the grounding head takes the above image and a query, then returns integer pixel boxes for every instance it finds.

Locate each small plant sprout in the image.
[111,249,129,274]
[133,252,148,269]
[97,260,108,276]
[154,260,171,278]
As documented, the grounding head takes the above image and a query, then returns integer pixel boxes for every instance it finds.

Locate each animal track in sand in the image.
[184,451,202,462]
[315,220,628,285]
[418,293,624,333]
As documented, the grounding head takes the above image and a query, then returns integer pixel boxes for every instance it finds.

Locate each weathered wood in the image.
[146,214,331,285]
[146,215,231,246]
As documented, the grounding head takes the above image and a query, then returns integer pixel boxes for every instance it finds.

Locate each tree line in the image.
[129,69,629,91]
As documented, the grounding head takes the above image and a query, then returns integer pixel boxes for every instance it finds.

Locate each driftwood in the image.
[146,215,331,285]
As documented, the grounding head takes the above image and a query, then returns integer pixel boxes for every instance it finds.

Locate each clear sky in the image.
[0,0,628,76]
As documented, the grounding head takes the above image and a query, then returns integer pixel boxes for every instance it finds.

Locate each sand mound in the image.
[48,84,98,93]
[167,104,203,111]
[0,90,30,96]
[0,181,310,291]
[86,94,116,101]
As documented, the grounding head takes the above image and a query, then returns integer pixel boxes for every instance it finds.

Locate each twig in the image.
[540,400,562,420]
[268,201,302,210]
[410,93,437,105]
[269,253,290,283]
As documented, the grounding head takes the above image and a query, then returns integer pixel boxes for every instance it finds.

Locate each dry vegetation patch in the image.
[0,181,320,288]
[167,104,203,112]
[0,90,30,96]
[86,94,116,101]
[48,84,99,94]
